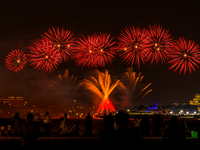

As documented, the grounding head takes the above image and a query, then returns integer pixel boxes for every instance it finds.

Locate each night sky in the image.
[0,0,200,109]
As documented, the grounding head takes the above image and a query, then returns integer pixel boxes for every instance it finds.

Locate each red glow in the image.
[168,37,200,74]
[144,24,173,65]
[97,99,116,113]
[73,33,116,68]
[28,39,60,73]
[42,27,76,62]
[5,49,27,72]
[117,26,149,68]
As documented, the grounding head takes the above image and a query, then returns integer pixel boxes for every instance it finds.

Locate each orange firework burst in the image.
[78,69,122,113]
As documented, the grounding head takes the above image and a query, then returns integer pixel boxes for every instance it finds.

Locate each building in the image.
[190,94,200,106]
[0,96,24,106]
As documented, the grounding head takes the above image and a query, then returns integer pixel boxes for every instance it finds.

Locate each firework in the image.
[5,49,27,72]
[168,37,200,74]
[49,69,78,89]
[144,24,173,65]
[49,69,78,98]
[117,26,149,68]
[122,68,152,106]
[42,27,75,62]
[28,39,60,73]
[78,69,121,113]
[73,33,116,68]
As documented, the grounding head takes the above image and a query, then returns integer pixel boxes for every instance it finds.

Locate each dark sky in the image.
[0,0,200,108]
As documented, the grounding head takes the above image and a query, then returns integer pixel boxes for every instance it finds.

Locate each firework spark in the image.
[73,33,116,68]
[168,37,200,74]
[78,69,121,113]
[144,24,173,65]
[42,27,76,62]
[122,68,152,106]
[117,26,149,68]
[5,49,27,72]
[28,39,60,73]
[49,69,78,99]
[49,69,78,89]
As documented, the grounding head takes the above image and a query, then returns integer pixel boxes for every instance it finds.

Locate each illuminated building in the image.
[190,94,200,105]
[0,96,24,106]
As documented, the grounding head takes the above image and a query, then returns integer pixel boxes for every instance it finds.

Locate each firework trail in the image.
[73,33,116,68]
[168,37,200,74]
[49,69,78,101]
[49,69,78,89]
[77,69,123,113]
[122,68,152,106]
[5,49,27,72]
[28,39,60,73]
[144,24,173,65]
[42,27,76,62]
[117,26,149,68]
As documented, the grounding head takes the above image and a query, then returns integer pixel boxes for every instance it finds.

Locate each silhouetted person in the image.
[152,114,163,136]
[43,112,52,136]
[85,113,93,136]
[141,114,150,137]
[104,112,114,137]
[19,113,40,147]
[110,112,140,146]
[60,113,68,133]
[134,115,141,133]
[163,116,187,145]
[70,122,80,136]
[13,112,21,136]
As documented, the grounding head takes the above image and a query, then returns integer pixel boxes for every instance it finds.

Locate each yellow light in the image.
[89,50,92,53]
[124,48,127,51]
[135,45,138,49]
[67,44,70,48]
[154,43,158,47]
[57,44,61,48]
[127,109,130,112]
[16,59,20,63]
[74,100,76,102]
[100,49,103,52]
[156,47,160,51]
[183,53,187,58]
[45,55,49,59]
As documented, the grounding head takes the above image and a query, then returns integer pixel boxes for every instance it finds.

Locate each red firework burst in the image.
[5,49,27,72]
[73,33,116,68]
[117,26,149,68]
[168,37,200,74]
[144,24,173,65]
[42,27,75,62]
[28,39,60,73]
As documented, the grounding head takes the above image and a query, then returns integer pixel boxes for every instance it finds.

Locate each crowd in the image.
[0,111,199,146]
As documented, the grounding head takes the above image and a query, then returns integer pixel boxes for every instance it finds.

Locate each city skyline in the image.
[0,1,200,109]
